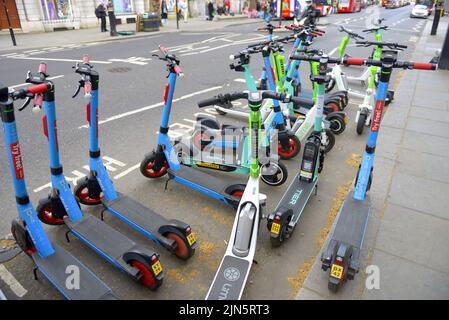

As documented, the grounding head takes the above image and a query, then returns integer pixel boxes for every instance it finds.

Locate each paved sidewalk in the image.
[297,16,449,300]
[0,16,259,52]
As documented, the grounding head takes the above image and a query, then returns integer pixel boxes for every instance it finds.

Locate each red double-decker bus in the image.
[337,0,362,12]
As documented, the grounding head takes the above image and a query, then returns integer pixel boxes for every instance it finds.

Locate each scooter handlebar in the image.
[197,92,248,108]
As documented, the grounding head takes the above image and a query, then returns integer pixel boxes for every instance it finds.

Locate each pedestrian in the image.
[161,0,168,25]
[178,0,188,22]
[107,0,118,36]
[224,0,231,14]
[207,1,215,21]
[95,2,108,32]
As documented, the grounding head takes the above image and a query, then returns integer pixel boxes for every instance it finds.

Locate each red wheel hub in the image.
[41,204,65,225]
[166,233,189,259]
[327,103,340,113]
[144,160,169,178]
[78,187,103,205]
[278,137,299,158]
[131,260,155,289]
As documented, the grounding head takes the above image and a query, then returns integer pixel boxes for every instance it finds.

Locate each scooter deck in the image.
[168,166,242,202]
[33,243,117,300]
[66,215,144,277]
[206,255,251,300]
[274,173,317,225]
[331,191,370,251]
[102,192,176,248]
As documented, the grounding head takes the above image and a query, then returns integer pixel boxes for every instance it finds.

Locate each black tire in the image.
[261,160,288,186]
[11,219,35,255]
[278,134,301,160]
[140,152,169,179]
[321,130,335,154]
[329,116,346,135]
[126,256,163,291]
[225,184,246,208]
[269,218,289,248]
[36,196,66,226]
[356,113,367,135]
[74,176,103,206]
[328,281,340,293]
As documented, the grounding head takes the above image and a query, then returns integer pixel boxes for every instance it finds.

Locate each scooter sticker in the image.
[271,223,281,235]
[10,142,24,180]
[330,264,343,279]
[371,100,385,132]
[187,233,197,246]
[152,261,163,276]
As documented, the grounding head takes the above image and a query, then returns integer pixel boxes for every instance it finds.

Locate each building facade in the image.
[0,0,245,33]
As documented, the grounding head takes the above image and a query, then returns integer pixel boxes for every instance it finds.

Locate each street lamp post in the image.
[175,0,179,30]
[1,0,17,46]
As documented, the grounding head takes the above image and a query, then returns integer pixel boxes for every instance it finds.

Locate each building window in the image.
[40,0,74,21]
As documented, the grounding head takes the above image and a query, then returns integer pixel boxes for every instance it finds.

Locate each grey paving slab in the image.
[413,94,449,111]
[362,249,449,300]
[375,203,449,275]
[410,106,449,124]
[406,117,449,139]
[396,148,449,183]
[381,105,410,130]
[375,126,403,161]
[369,156,395,212]
[401,130,449,158]
[296,287,326,300]
[389,172,449,221]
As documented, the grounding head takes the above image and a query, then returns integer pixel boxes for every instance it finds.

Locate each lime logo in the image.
[223,267,240,282]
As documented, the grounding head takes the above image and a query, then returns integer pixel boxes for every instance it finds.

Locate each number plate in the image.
[187,233,196,246]
[152,261,163,276]
[271,222,281,235]
[330,264,344,279]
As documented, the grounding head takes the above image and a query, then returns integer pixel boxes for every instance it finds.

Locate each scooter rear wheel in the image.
[225,184,246,208]
[328,281,340,293]
[325,102,341,113]
[74,176,103,206]
[321,130,336,154]
[278,135,301,160]
[36,197,66,226]
[140,153,169,178]
[165,231,195,260]
[261,161,288,186]
[129,260,162,290]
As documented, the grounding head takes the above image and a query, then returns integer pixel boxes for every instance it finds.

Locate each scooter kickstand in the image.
[315,184,318,196]
[100,208,106,221]
[65,231,71,243]
[33,267,39,281]
[164,178,171,191]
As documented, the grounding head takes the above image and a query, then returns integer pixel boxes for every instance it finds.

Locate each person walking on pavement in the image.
[224,0,231,14]
[107,0,118,36]
[161,0,168,25]
[178,0,188,22]
[95,3,108,32]
[207,0,215,21]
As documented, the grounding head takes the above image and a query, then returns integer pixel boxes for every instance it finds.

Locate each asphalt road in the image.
[0,5,427,300]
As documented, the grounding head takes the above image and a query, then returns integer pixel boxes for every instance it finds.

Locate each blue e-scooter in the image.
[321,43,436,292]
[71,55,197,261]
[26,63,164,290]
[140,46,248,208]
[1,81,117,299]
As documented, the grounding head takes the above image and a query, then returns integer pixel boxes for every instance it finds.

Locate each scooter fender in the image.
[267,206,293,238]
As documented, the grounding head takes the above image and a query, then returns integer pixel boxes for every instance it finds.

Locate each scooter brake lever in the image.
[18,97,32,111]
[72,82,83,98]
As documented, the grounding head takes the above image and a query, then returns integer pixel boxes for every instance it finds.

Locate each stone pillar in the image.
[16,0,45,32]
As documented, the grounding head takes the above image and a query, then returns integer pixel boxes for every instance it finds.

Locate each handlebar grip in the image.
[198,96,222,108]
[345,57,365,66]
[262,91,283,101]
[174,65,183,76]
[412,62,436,70]
[159,45,168,55]
[28,83,50,95]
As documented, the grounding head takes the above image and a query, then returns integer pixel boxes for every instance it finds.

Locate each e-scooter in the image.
[140,46,248,208]
[267,51,343,246]
[321,43,436,292]
[1,82,117,300]
[25,63,164,290]
[176,49,288,187]
[203,90,303,300]
[71,55,197,260]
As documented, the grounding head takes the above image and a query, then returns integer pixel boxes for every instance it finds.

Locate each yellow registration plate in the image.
[271,223,281,235]
[330,264,344,279]
[187,233,196,246]
[344,116,348,124]
[152,261,163,276]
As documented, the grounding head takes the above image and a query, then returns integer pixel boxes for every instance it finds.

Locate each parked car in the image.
[410,4,430,17]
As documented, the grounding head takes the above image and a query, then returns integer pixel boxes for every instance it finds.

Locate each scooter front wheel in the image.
[74,176,103,206]
[261,161,288,186]
[329,116,346,135]
[11,219,36,256]
[36,197,66,226]
[164,231,195,260]
[321,130,336,154]
[278,135,301,160]
[356,113,367,135]
[140,152,169,178]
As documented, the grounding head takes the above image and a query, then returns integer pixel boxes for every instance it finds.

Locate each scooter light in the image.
[229,55,235,60]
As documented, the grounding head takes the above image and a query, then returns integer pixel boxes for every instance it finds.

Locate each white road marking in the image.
[78,85,223,128]
[234,78,246,83]
[10,75,65,89]
[0,52,18,57]
[7,56,112,64]
[0,265,27,298]
[113,164,140,180]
